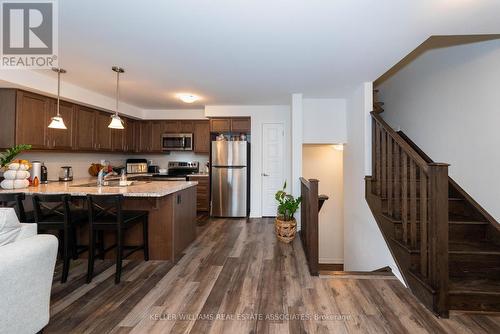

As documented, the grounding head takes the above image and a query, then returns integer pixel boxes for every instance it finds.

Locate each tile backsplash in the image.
[15,151,209,180]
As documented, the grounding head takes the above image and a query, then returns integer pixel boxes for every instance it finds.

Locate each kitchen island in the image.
[0,178,198,262]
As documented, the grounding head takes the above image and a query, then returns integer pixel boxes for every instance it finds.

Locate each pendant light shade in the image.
[48,67,67,130]
[109,66,125,129]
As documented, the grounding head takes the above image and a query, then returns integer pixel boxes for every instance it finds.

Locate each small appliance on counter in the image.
[148,165,160,174]
[32,161,48,184]
[59,166,73,182]
[31,161,42,181]
[126,159,148,174]
[40,163,48,184]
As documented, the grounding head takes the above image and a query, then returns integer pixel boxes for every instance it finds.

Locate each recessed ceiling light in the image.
[177,93,200,103]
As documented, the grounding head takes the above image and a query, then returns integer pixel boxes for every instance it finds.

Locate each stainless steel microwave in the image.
[161,133,193,151]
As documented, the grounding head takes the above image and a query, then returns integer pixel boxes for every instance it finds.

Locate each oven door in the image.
[162,134,185,151]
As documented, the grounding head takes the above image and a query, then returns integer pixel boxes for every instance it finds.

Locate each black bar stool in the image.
[32,194,88,283]
[86,194,149,284]
[0,192,34,223]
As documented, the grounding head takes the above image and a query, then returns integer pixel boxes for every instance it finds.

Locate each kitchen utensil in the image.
[59,166,73,182]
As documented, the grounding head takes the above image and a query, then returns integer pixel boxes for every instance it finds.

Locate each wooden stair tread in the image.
[449,277,500,295]
[382,213,488,225]
[391,237,500,255]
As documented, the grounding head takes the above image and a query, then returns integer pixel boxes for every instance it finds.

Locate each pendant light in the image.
[108,66,125,129]
[48,67,67,129]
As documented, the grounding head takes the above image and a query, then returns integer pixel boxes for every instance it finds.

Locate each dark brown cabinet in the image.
[124,118,136,152]
[209,117,251,134]
[95,112,112,151]
[180,121,194,133]
[210,118,231,133]
[74,106,96,150]
[111,128,124,151]
[15,91,50,149]
[0,89,215,155]
[231,118,251,133]
[194,121,210,153]
[151,121,165,152]
[139,121,152,152]
[164,121,180,133]
[188,175,209,212]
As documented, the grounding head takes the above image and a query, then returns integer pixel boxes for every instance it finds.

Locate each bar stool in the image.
[32,194,88,283]
[0,192,34,223]
[86,194,149,284]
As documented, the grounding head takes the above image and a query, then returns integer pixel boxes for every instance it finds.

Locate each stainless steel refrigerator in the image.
[211,141,248,217]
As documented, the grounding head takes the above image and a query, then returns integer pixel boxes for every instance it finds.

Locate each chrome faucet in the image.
[97,168,117,187]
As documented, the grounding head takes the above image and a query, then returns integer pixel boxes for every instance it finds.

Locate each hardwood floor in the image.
[46,218,500,333]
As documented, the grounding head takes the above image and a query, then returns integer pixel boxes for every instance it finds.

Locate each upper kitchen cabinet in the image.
[209,117,251,134]
[111,127,124,151]
[194,120,210,153]
[0,89,17,148]
[210,118,231,133]
[139,121,152,152]
[74,106,96,151]
[180,121,194,133]
[231,118,251,133]
[95,111,112,151]
[164,120,180,133]
[47,100,75,150]
[15,90,50,149]
[124,118,137,152]
[151,121,165,152]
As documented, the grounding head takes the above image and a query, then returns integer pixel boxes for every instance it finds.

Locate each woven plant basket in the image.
[275,216,297,243]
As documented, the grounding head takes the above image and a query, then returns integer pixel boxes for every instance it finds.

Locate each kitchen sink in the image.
[70,180,151,187]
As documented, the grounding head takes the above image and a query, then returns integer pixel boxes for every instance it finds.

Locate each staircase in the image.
[365,112,500,317]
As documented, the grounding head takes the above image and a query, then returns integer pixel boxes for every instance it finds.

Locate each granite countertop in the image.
[187,173,209,177]
[0,177,198,198]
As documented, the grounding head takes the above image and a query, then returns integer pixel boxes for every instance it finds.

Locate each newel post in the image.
[428,163,449,317]
[308,179,319,276]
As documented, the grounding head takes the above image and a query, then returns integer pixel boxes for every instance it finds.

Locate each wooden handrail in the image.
[371,112,430,173]
[300,177,319,276]
[370,111,450,316]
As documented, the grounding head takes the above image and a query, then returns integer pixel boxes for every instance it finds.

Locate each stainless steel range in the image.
[152,161,199,181]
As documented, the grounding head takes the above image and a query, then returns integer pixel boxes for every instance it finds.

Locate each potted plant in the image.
[274,181,302,243]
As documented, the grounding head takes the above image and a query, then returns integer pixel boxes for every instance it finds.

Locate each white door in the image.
[262,123,285,217]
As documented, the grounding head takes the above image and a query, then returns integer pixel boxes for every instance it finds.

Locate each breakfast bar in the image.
[0,178,198,262]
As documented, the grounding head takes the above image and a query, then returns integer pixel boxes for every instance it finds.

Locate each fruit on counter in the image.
[88,163,103,177]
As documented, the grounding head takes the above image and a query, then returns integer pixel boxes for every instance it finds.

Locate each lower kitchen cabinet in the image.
[188,175,210,212]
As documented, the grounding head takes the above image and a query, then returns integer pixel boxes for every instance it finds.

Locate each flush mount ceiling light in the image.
[108,66,125,129]
[177,93,200,103]
[48,67,68,130]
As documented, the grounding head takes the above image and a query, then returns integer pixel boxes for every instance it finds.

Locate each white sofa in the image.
[0,222,58,334]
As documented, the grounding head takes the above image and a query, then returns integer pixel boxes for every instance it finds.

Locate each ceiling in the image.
[35,0,500,109]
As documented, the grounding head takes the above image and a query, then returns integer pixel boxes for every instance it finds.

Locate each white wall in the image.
[379,39,500,223]
[205,105,291,218]
[343,82,401,279]
[302,98,347,144]
[291,94,303,224]
[303,145,344,264]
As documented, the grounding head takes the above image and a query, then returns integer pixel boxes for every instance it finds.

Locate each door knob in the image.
[262,173,269,176]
